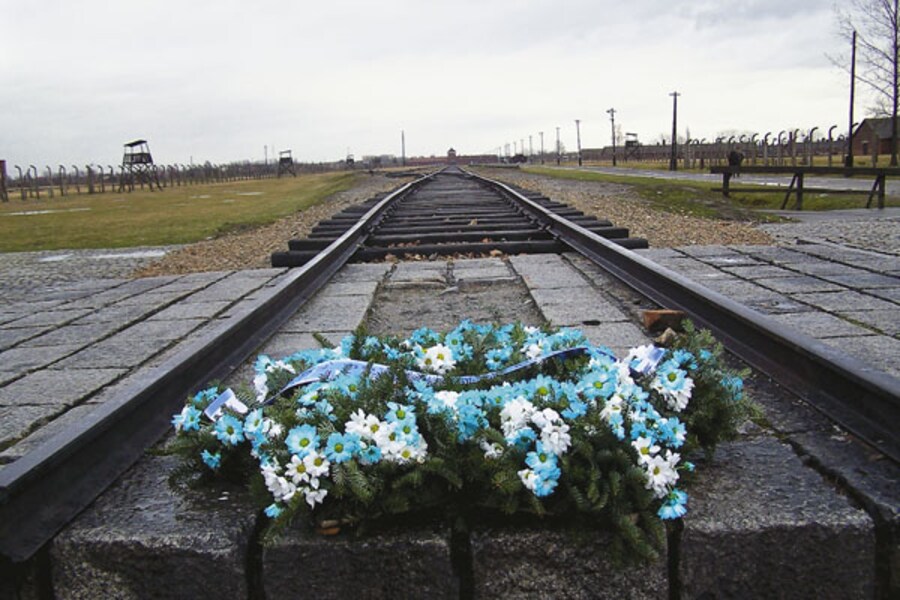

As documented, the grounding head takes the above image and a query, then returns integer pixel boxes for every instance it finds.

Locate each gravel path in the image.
[477,169,775,247]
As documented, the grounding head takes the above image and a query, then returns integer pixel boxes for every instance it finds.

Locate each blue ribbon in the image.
[203,344,666,420]
[264,345,613,405]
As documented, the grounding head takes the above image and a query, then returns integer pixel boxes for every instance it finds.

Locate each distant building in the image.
[851,117,896,156]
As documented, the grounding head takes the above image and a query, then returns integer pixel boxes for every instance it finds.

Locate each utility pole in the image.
[669,91,680,171]
[847,30,856,167]
[893,0,899,166]
[264,145,268,166]
[575,119,583,166]
[606,108,617,167]
[539,131,544,164]
[401,130,406,167]
[555,127,560,165]
[528,135,533,162]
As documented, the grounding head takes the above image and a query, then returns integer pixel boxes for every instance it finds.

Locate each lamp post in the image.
[607,108,617,166]
[575,119,582,166]
[556,126,560,165]
[669,91,680,171]
[847,29,857,167]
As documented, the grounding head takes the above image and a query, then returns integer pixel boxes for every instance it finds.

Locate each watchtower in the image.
[624,132,641,160]
[277,150,296,177]
[119,139,161,191]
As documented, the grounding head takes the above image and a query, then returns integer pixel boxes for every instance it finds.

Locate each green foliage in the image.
[668,320,754,456]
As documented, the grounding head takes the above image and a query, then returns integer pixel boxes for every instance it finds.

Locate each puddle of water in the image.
[91,250,168,260]
[3,208,92,217]
[38,254,74,263]
[189,194,212,199]
[236,191,264,196]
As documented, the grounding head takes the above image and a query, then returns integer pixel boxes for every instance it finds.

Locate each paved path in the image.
[563,164,900,195]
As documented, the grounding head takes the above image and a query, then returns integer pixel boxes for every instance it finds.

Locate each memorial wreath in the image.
[169,320,750,562]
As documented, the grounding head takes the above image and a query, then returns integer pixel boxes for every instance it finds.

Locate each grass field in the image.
[521,165,900,218]
[0,172,359,252]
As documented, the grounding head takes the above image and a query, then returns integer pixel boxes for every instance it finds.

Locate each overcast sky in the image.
[0,0,868,167]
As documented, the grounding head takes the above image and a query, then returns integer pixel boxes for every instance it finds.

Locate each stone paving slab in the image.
[508,254,592,289]
[579,323,651,357]
[820,272,900,288]
[527,288,628,326]
[754,275,845,294]
[17,322,122,348]
[0,327,50,351]
[0,404,98,463]
[793,290,898,312]
[52,454,256,600]
[2,308,95,329]
[0,404,60,455]
[145,300,232,320]
[681,436,875,598]
[262,527,458,599]
[388,261,448,283]
[721,264,798,279]
[866,287,900,303]
[52,337,171,370]
[260,331,351,359]
[839,309,900,337]
[471,529,667,599]
[329,262,392,283]
[282,293,374,332]
[0,368,125,409]
[766,311,875,338]
[0,343,83,372]
[452,257,515,282]
[823,335,900,378]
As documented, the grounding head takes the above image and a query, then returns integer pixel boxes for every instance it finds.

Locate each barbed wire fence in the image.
[0,158,352,202]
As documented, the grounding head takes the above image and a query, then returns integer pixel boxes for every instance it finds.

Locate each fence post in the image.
[0,160,8,202]
[29,166,39,198]
[58,165,67,196]
[72,165,81,194]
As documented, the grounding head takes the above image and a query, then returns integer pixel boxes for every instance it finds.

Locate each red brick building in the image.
[851,117,896,156]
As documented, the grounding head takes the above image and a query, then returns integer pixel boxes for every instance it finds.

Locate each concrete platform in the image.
[0,252,896,598]
[637,241,900,378]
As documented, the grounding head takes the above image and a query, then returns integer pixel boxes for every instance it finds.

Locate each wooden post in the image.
[723,171,731,197]
[0,160,7,202]
[781,174,797,209]
[796,172,804,210]
[867,174,887,209]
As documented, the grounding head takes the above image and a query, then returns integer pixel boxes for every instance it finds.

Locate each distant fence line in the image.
[581,136,854,169]
[0,160,349,202]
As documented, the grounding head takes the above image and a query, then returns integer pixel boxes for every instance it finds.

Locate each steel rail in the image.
[0,172,434,563]
[470,169,900,464]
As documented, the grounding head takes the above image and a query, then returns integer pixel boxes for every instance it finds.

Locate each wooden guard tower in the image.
[277,150,296,177]
[119,139,161,191]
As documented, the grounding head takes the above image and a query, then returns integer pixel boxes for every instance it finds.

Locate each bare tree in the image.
[832,0,900,165]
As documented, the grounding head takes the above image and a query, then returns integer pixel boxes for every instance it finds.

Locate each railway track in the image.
[2,165,898,569]
[272,166,647,267]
